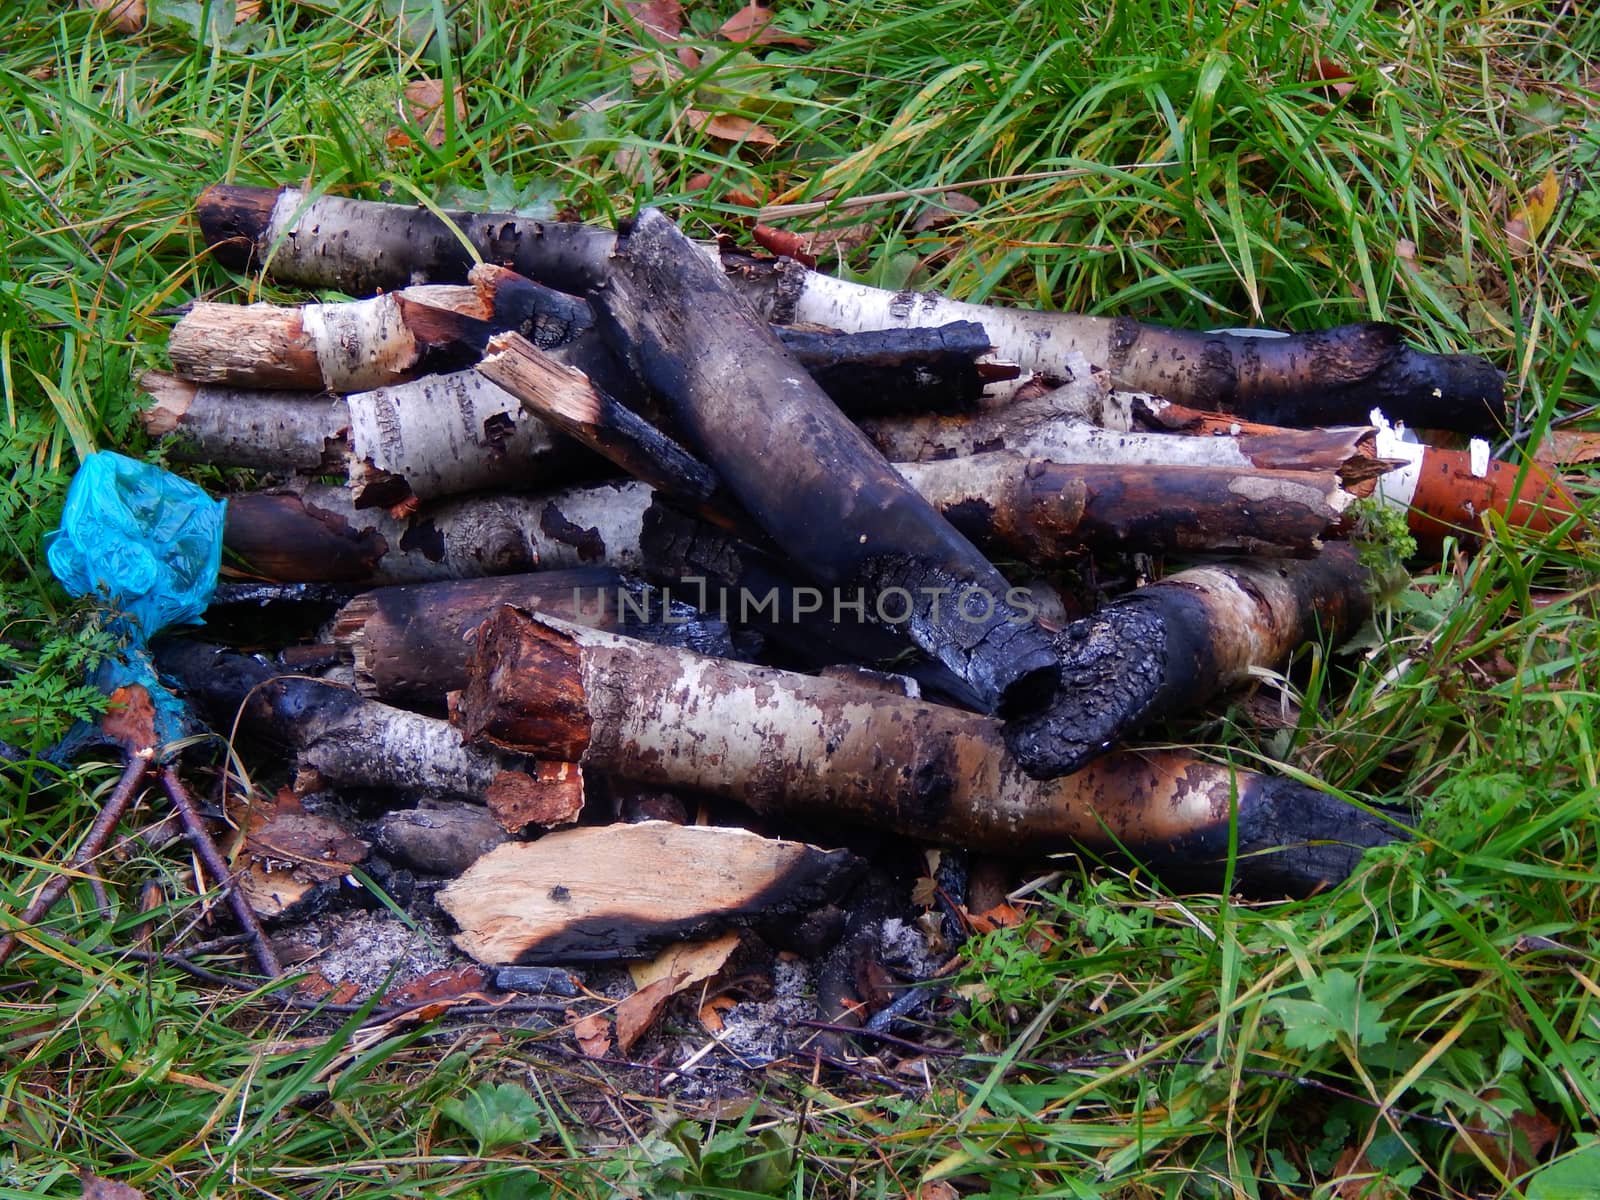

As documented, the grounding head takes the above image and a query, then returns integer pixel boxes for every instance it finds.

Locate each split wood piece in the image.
[194,185,1504,431]
[1004,544,1374,778]
[437,821,864,963]
[1371,422,1581,544]
[595,207,1059,717]
[223,480,653,584]
[477,332,723,505]
[455,614,1403,896]
[140,369,592,508]
[329,567,738,710]
[735,257,1507,434]
[167,266,591,393]
[897,453,1348,560]
[864,389,1393,489]
[152,639,550,804]
[231,788,370,923]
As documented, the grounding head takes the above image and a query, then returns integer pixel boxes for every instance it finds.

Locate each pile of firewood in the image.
[105,184,1577,1046]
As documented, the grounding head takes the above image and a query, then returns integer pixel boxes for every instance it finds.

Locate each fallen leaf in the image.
[629,931,741,992]
[570,1012,612,1058]
[1450,1092,1559,1177]
[388,966,490,1008]
[235,788,370,921]
[615,972,686,1053]
[102,684,156,751]
[912,190,982,232]
[751,220,876,264]
[401,80,468,149]
[698,993,737,1033]
[1507,166,1561,252]
[84,0,144,31]
[1310,55,1358,100]
[1330,1146,1405,1200]
[686,109,780,146]
[625,0,683,38]
[79,1170,144,1200]
[718,1,814,48]
[916,1183,958,1200]
[1534,429,1600,465]
[966,902,1025,935]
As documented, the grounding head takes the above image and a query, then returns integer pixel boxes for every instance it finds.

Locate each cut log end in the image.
[455,605,594,759]
[137,371,197,434]
[195,183,281,273]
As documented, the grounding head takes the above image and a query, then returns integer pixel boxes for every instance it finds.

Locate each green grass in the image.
[3,0,1599,1196]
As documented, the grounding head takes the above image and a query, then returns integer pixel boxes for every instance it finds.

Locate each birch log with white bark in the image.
[454,614,1402,896]
[195,183,1505,431]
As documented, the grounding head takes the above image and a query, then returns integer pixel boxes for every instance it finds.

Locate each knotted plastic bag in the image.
[43,452,227,747]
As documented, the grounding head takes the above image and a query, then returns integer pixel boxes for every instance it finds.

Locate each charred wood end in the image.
[196,183,280,272]
[456,604,593,758]
[1157,774,1409,897]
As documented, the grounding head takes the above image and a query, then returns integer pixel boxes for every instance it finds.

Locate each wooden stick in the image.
[454,613,1403,896]
[593,207,1059,717]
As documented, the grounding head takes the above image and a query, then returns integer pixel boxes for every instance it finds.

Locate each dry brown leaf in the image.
[625,0,683,38]
[966,902,1025,935]
[401,80,469,150]
[235,789,370,921]
[79,1170,144,1200]
[615,972,686,1053]
[915,1184,959,1200]
[1449,1093,1559,1177]
[718,1,814,48]
[698,993,737,1033]
[1534,429,1600,465]
[1330,1147,1405,1200]
[629,931,741,992]
[85,0,144,31]
[571,1012,612,1058]
[102,684,156,751]
[686,109,780,147]
[912,190,982,233]
[1507,166,1561,252]
[388,966,490,1008]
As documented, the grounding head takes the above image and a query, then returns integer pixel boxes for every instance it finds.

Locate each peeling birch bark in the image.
[595,208,1060,717]
[438,822,864,963]
[141,369,589,507]
[455,614,1402,896]
[222,480,654,583]
[195,184,1505,430]
[1005,544,1374,777]
[154,639,533,802]
[864,387,1389,485]
[166,267,590,393]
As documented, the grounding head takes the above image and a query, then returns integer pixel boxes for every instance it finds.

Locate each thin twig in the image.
[158,765,283,980]
[794,1018,960,1058]
[0,749,154,969]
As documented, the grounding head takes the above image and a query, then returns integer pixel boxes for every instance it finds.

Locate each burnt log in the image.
[222,481,653,584]
[454,613,1404,896]
[594,207,1059,717]
[196,184,1505,431]
[1005,544,1375,778]
[329,568,737,710]
[153,639,543,803]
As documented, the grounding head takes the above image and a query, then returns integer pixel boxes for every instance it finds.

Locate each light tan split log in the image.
[437,821,863,963]
[455,614,1402,895]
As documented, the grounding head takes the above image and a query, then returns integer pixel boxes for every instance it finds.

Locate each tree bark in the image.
[153,639,537,802]
[1004,544,1374,778]
[437,822,864,963]
[141,369,597,508]
[594,207,1060,718]
[195,184,1505,432]
[897,453,1347,560]
[222,480,655,584]
[454,613,1403,896]
[328,568,738,710]
[863,388,1392,487]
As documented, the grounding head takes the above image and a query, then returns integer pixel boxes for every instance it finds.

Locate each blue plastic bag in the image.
[43,452,227,747]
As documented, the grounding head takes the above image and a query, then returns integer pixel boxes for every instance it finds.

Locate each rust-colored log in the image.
[455,613,1402,896]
